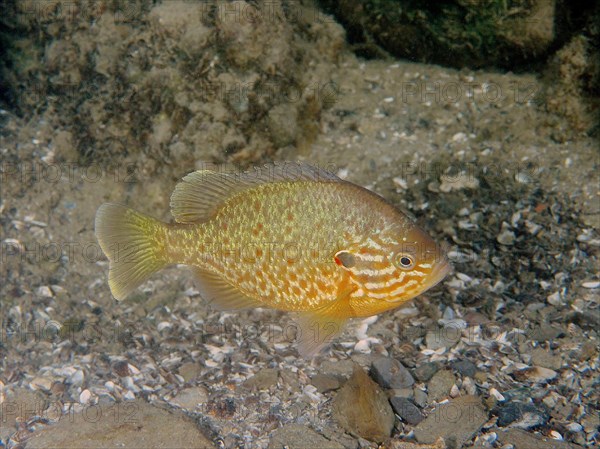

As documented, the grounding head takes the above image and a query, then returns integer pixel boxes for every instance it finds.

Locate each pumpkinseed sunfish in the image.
[95,162,450,355]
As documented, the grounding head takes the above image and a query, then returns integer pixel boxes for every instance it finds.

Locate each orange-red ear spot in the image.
[335,250,355,269]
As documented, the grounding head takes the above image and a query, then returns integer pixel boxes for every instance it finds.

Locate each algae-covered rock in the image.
[319,0,564,68]
[542,34,600,138]
[1,0,346,169]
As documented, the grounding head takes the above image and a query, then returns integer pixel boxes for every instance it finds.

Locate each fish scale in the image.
[95,162,450,356]
[180,182,350,309]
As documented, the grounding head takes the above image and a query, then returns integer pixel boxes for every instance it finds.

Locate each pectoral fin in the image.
[294,287,355,357]
[295,312,347,357]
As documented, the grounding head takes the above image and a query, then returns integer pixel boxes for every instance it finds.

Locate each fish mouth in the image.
[425,259,452,290]
[385,259,452,304]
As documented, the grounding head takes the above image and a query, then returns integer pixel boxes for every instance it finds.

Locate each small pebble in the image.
[515,171,533,183]
[427,370,456,402]
[311,374,341,393]
[123,390,135,401]
[530,348,562,370]
[547,291,563,306]
[30,377,53,392]
[79,389,92,404]
[566,422,583,433]
[390,397,424,425]
[112,361,131,377]
[496,401,549,429]
[530,325,564,341]
[413,362,439,382]
[393,176,408,190]
[497,229,516,246]
[36,286,54,298]
[243,368,279,390]
[582,281,600,289]
[320,360,355,381]
[50,381,66,396]
[69,369,85,387]
[490,388,505,401]
[170,386,208,410]
[451,360,477,378]
[463,377,477,396]
[157,321,172,332]
[549,430,563,440]
[426,327,461,350]
[371,357,414,389]
[514,366,557,383]
[413,388,428,407]
[450,384,460,397]
[390,388,414,399]
[178,362,202,382]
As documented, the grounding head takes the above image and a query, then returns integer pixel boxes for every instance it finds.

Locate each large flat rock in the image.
[26,400,213,448]
[414,395,487,447]
[496,428,583,449]
[268,424,345,449]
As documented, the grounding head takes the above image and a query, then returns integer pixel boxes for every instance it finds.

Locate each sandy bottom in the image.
[0,55,598,448]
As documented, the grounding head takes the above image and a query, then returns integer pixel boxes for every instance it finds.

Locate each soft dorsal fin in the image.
[170,162,341,223]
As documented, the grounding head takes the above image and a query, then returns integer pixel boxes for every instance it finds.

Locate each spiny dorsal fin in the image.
[170,162,340,223]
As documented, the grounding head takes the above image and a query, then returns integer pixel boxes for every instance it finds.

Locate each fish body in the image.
[95,163,450,355]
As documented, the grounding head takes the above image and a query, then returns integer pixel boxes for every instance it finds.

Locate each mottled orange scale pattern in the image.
[162,180,432,317]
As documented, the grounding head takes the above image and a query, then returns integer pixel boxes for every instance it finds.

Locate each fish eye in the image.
[395,254,415,270]
[335,250,355,269]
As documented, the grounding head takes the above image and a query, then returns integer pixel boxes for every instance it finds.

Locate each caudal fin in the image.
[95,203,167,300]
